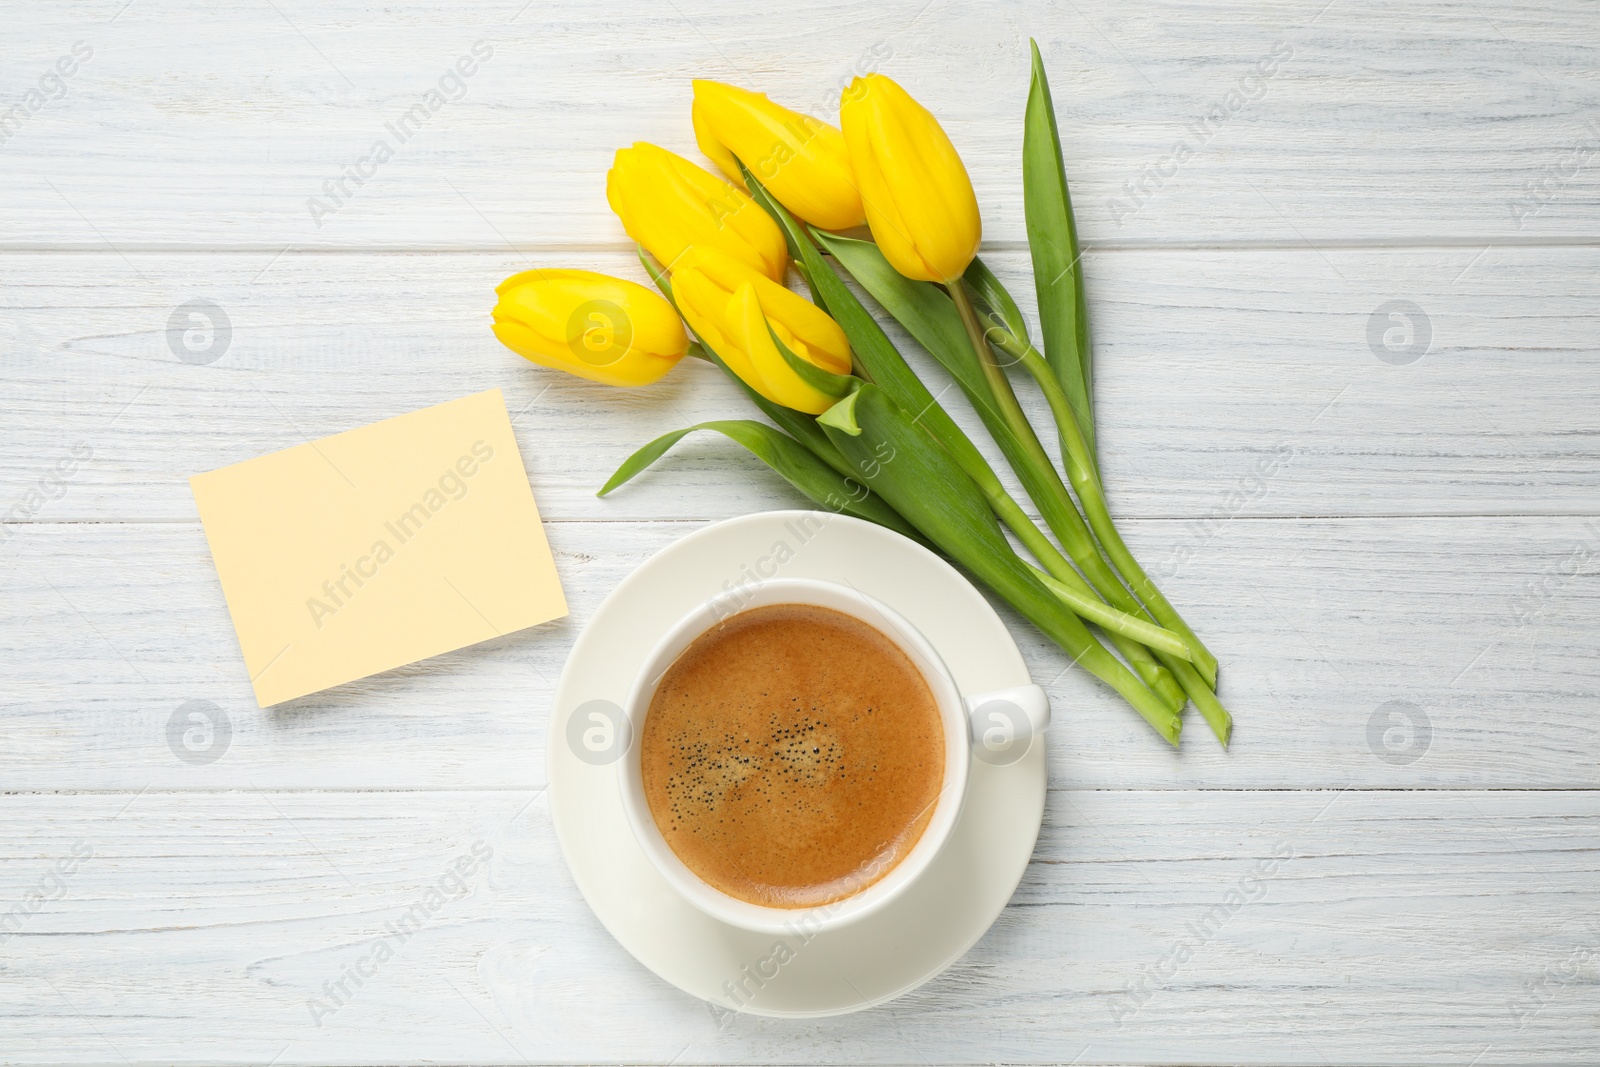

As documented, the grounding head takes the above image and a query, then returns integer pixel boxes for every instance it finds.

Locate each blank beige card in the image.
[191,389,567,706]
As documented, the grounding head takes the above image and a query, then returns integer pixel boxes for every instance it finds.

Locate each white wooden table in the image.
[3,1,1597,1063]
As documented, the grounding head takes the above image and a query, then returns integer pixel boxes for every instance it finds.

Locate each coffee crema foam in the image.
[641,603,945,909]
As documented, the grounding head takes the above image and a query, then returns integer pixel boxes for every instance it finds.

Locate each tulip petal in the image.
[693,79,866,231]
[672,245,851,374]
[692,96,748,191]
[861,85,959,279]
[490,268,687,388]
[669,245,854,413]
[839,74,980,283]
[606,143,787,280]
[731,282,836,414]
[674,268,757,386]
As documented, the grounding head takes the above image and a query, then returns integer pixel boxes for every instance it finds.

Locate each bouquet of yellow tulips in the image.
[492,45,1231,747]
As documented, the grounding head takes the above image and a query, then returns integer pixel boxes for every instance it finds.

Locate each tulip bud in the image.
[671,247,851,414]
[691,80,867,232]
[838,74,981,283]
[492,269,688,387]
[606,142,788,282]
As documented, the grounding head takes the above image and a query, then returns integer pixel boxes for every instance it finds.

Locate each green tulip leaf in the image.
[767,323,857,399]
[820,385,1179,745]
[598,418,921,540]
[706,344,853,478]
[813,230,1082,540]
[817,386,863,436]
[734,158,819,294]
[812,231,989,397]
[739,169,999,485]
[736,160,805,264]
[813,238,1008,412]
[1023,38,1095,459]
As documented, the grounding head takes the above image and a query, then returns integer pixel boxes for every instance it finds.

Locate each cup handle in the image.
[964,684,1051,757]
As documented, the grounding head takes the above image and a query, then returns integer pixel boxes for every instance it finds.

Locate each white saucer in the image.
[547,510,1047,1017]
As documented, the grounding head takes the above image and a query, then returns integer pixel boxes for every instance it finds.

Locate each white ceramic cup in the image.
[618,577,1050,935]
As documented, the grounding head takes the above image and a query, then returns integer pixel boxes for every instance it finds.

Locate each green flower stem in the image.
[808,233,1135,637]
[988,473,1186,711]
[1111,633,1189,715]
[964,278,1082,478]
[947,281,1198,714]
[891,380,1186,707]
[949,280,1132,602]
[989,517,1188,734]
[872,380,1175,711]
[1164,655,1233,747]
[1029,561,1191,719]
[821,385,1181,745]
[1026,565,1190,659]
[972,306,1232,743]
[950,298,1124,598]
[740,192,1183,713]
[981,313,1221,688]
[973,459,1188,713]
[986,483,1184,710]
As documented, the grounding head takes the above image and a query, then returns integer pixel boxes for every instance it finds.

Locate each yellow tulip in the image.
[671,247,851,414]
[606,142,788,281]
[691,80,867,232]
[491,269,688,388]
[838,74,981,283]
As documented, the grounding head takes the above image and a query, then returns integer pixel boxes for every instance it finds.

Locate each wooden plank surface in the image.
[4,246,1596,524]
[3,0,1597,1063]
[1,1,1597,249]
[0,789,1595,1065]
[1,515,1595,792]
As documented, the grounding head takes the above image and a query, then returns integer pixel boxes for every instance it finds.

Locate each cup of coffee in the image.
[617,577,1050,935]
